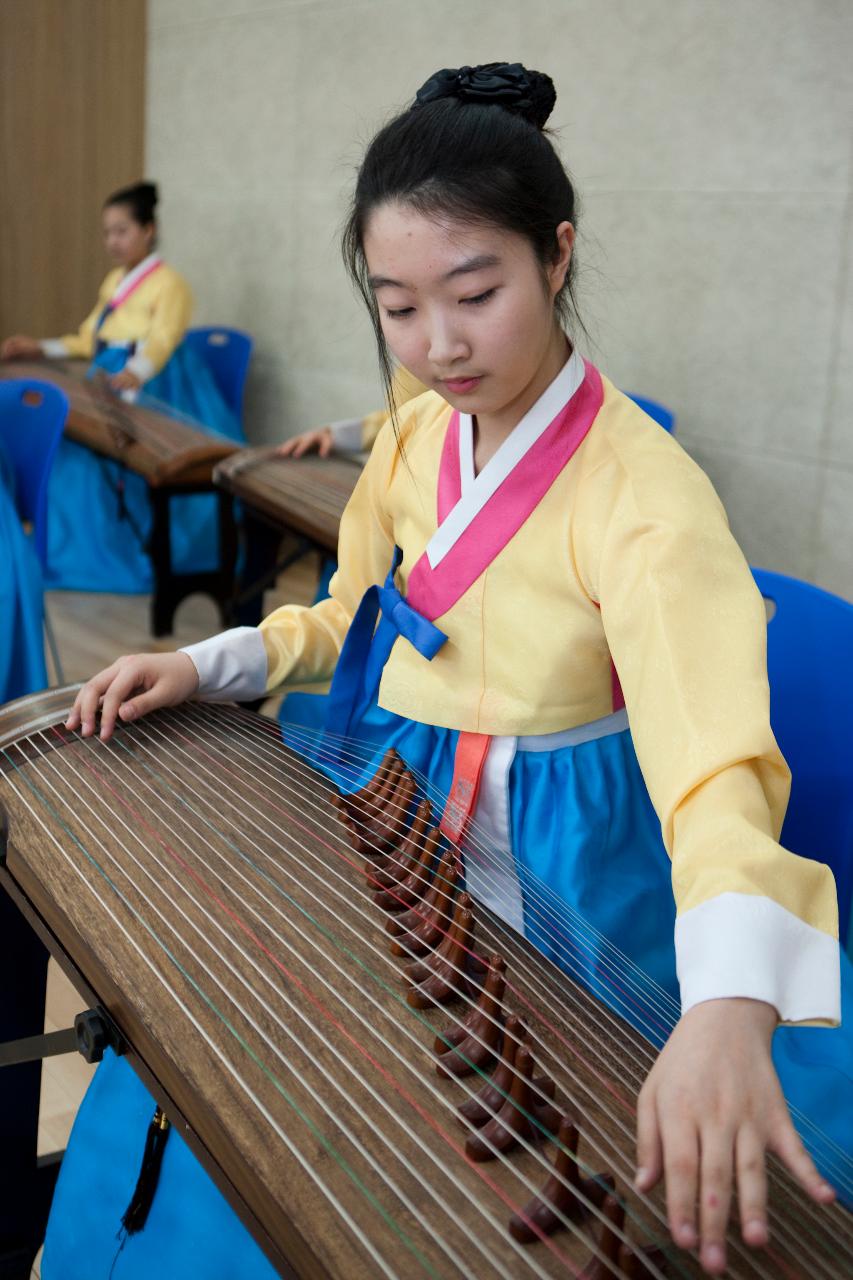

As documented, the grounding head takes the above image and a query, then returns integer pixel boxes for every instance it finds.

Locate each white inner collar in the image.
[112,252,161,301]
[427,345,585,568]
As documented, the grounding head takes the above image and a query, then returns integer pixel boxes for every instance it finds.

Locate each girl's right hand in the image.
[1,335,43,360]
[65,652,200,742]
[636,998,834,1273]
[277,427,334,458]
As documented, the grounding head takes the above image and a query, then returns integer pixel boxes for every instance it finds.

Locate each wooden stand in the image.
[148,484,238,637]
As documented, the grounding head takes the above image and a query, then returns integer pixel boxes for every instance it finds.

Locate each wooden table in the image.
[0,360,241,635]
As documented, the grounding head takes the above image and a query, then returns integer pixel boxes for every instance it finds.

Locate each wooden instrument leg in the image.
[230,511,283,627]
[0,888,61,1277]
[229,512,310,627]
[149,486,239,637]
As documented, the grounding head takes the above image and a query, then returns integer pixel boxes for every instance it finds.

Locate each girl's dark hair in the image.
[104,181,159,226]
[342,63,581,410]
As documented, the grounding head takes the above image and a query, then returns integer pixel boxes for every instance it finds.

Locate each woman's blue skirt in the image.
[41,696,852,1278]
[45,343,244,593]
[0,446,47,704]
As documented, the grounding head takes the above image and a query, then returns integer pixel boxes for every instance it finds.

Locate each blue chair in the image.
[0,380,68,569]
[627,394,675,434]
[752,567,853,949]
[0,378,69,681]
[185,327,253,423]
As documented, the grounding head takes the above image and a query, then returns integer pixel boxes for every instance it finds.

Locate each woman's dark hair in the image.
[342,63,581,410]
[104,181,159,226]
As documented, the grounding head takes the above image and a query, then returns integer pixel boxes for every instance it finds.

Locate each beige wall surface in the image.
[147,0,853,598]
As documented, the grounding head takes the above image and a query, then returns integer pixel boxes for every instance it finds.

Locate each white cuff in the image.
[328,417,364,451]
[125,351,156,383]
[40,339,70,358]
[675,892,840,1025]
[180,627,268,701]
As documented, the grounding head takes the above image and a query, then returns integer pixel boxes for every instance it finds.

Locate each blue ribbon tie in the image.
[324,548,447,741]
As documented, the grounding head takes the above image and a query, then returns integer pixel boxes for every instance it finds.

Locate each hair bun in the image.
[135,181,159,208]
[415,62,556,129]
[104,180,159,224]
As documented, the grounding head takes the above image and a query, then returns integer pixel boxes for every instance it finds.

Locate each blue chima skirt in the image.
[0,445,47,704]
[44,343,244,593]
[42,697,852,1278]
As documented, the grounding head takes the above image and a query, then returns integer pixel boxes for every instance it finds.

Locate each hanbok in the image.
[41,255,244,593]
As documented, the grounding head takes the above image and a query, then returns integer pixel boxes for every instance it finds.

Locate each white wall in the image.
[147,0,853,598]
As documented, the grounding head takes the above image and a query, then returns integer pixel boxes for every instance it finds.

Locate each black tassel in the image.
[121,1105,171,1235]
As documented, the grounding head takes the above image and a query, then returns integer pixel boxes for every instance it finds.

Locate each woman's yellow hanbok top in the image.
[41,253,192,383]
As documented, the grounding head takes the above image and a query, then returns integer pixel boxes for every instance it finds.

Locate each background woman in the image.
[1,182,243,593]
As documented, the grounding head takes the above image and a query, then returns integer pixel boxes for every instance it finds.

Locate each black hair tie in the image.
[414,62,555,128]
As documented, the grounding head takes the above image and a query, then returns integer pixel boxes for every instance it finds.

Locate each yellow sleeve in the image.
[360,366,430,450]
[58,273,118,359]
[131,271,192,377]
[260,416,402,689]
[575,418,839,1022]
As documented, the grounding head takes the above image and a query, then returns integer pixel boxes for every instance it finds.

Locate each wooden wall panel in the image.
[0,0,146,339]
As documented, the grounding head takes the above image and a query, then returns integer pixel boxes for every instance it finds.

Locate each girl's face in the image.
[102,204,154,268]
[363,204,573,426]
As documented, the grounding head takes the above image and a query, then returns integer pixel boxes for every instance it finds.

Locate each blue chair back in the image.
[0,379,68,569]
[627,394,675,434]
[752,567,853,946]
[185,327,253,422]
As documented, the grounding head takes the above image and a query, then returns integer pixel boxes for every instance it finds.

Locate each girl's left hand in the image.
[636,997,835,1274]
[110,369,142,393]
[277,426,334,458]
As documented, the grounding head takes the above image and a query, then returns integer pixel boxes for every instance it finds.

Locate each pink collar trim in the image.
[407,359,604,622]
[110,255,163,310]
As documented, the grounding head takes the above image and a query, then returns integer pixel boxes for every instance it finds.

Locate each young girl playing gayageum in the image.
[58,62,849,1280]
